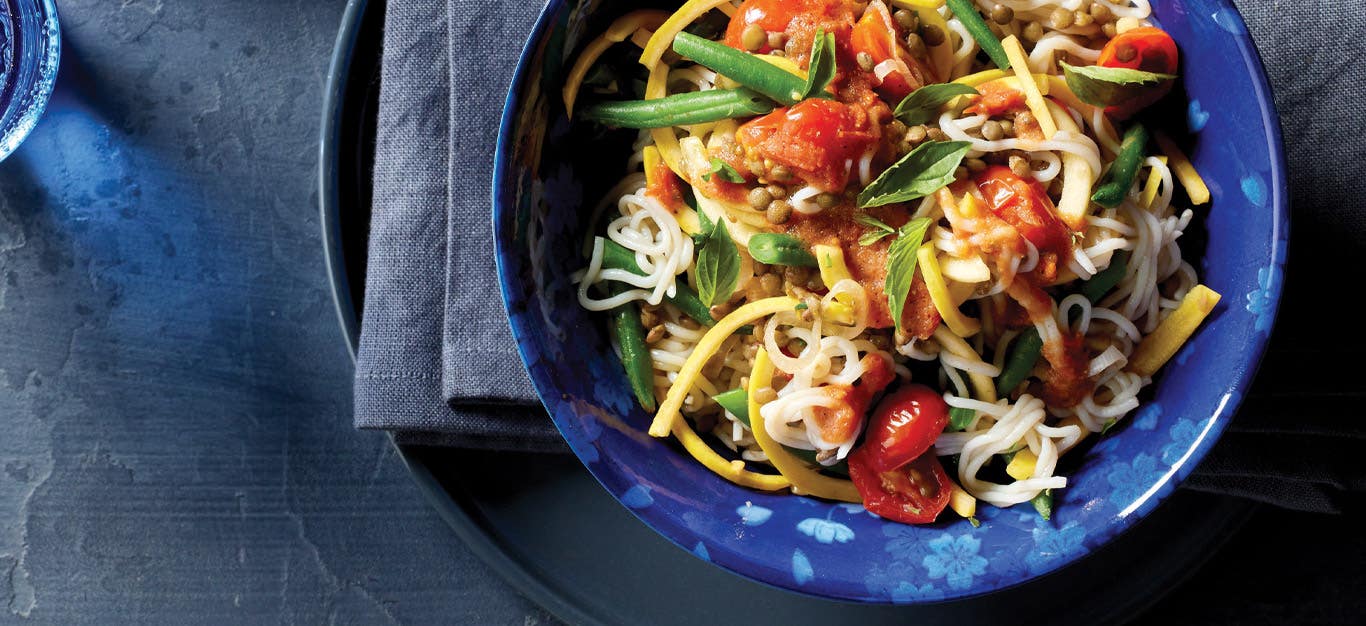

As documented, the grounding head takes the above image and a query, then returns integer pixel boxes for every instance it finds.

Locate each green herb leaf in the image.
[855,213,896,246]
[858,141,972,208]
[711,388,750,423]
[948,406,975,431]
[801,29,838,100]
[696,217,740,307]
[893,83,980,125]
[692,208,716,248]
[1100,419,1118,435]
[1060,61,1176,108]
[968,516,981,528]
[747,233,818,267]
[702,158,744,183]
[884,217,933,333]
[794,302,809,311]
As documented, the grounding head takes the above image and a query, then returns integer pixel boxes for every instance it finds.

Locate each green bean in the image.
[607,283,656,412]
[580,88,776,129]
[946,0,1011,70]
[714,386,850,476]
[1079,251,1129,304]
[672,32,808,106]
[1091,123,1149,208]
[1031,489,1053,520]
[996,327,1044,396]
[948,406,976,431]
[712,388,749,419]
[600,239,717,327]
[746,233,817,267]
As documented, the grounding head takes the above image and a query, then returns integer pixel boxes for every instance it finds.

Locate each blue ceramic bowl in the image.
[494,0,1287,603]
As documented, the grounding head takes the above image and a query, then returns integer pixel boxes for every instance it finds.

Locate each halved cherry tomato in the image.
[1097,27,1179,119]
[848,449,951,524]
[963,80,1026,117]
[737,98,879,191]
[974,165,1072,256]
[860,383,949,472]
[849,2,933,103]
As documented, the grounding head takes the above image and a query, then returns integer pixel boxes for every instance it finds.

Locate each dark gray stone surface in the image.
[0,1,1359,625]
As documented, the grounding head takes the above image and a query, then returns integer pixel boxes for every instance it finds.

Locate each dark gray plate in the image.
[318,1,1254,623]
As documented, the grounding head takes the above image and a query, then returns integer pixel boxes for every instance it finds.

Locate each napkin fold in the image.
[355,0,1366,511]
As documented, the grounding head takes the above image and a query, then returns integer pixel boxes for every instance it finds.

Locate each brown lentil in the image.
[1022,21,1045,41]
[905,124,928,146]
[741,24,766,52]
[708,303,732,319]
[856,51,874,71]
[1089,2,1112,22]
[965,157,987,173]
[754,386,778,404]
[980,120,1004,141]
[893,9,915,29]
[990,4,1014,25]
[816,192,839,209]
[646,324,666,343]
[1008,154,1031,178]
[921,24,946,47]
[766,183,788,199]
[1101,22,1117,38]
[759,273,783,295]
[766,200,793,224]
[999,119,1014,136]
[769,165,792,182]
[747,186,774,209]
[904,32,926,57]
[1049,7,1074,30]
[1115,44,1137,63]
[767,31,787,49]
[953,166,968,180]
[927,127,950,142]
[1073,10,1094,27]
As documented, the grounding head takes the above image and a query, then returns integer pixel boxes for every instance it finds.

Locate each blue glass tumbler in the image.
[0,0,58,162]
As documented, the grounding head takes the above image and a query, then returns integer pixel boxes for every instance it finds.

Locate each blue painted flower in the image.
[922,533,988,591]
[1162,418,1202,466]
[792,549,814,586]
[1245,265,1278,334]
[838,503,875,517]
[621,484,654,509]
[882,524,927,563]
[1133,403,1162,431]
[1241,174,1267,207]
[1024,523,1087,575]
[890,581,944,603]
[736,503,773,526]
[693,542,711,562]
[797,517,855,544]
[1187,100,1209,132]
[1106,453,1163,506]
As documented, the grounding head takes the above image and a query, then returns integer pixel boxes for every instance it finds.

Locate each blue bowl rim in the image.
[492,0,1289,604]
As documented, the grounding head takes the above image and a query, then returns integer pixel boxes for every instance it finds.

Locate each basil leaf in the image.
[948,407,975,431]
[802,29,837,100]
[696,217,740,307]
[1031,489,1053,521]
[855,213,896,246]
[858,141,971,208]
[893,83,979,125]
[692,208,716,248]
[1060,61,1176,108]
[884,217,933,333]
[702,158,744,183]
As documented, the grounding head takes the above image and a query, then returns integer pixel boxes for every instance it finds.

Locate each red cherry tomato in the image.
[849,3,933,102]
[974,165,1072,256]
[724,0,852,57]
[861,384,949,472]
[848,449,951,524]
[1097,27,1179,119]
[737,98,879,192]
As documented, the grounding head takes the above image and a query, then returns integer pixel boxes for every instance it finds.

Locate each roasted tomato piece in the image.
[974,165,1072,257]
[1097,27,1179,119]
[724,0,854,61]
[737,99,879,192]
[848,449,951,524]
[963,80,1026,117]
[861,383,950,472]
[809,354,895,445]
[849,1,935,102]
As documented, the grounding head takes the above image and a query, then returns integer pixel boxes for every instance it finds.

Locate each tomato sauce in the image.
[736,99,880,192]
[645,159,686,211]
[724,0,857,65]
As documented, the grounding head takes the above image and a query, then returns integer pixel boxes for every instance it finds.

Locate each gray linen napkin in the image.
[354,0,561,451]
[355,0,1366,510]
